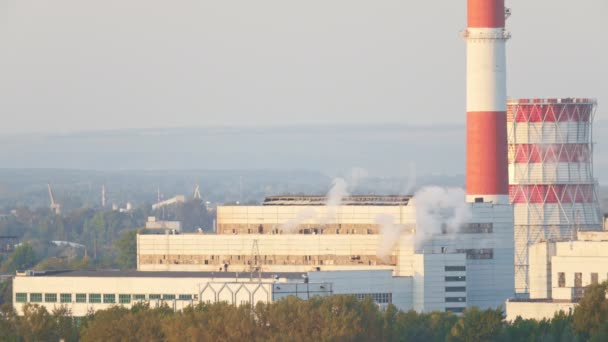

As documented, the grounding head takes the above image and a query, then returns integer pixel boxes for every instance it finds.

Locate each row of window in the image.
[455,248,494,260]
[445,276,466,282]
[460,223,493,234]
[445,297,466,303]
[445,287,466,293]
[557,272,603,288]
[353,293,392,304]
[445,266,466,272]
[15,293,195,304]
[445,307,465,313]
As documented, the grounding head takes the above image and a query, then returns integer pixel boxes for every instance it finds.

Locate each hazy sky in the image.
[0,0,606,134]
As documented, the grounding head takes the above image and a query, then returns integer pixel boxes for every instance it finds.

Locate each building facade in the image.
[506,231,608,321]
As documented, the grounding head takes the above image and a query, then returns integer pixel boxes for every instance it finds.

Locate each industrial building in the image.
[506,230,608,321]
[138,194,513,311]
[13,270,332,316]
[508,98,602,295]
[13,0,517,316]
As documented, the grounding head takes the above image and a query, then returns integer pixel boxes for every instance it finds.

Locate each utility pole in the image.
[102,184,106,208]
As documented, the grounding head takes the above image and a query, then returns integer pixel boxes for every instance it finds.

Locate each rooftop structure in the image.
[262,195,412,206]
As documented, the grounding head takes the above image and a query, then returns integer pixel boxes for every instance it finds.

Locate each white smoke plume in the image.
[280,208,318,233]
[322,177,349,223]
[347,167,369,191]
[375,214,411,262]
[413,186,472,248]
[325,177,349,207]
[401,162,417,195]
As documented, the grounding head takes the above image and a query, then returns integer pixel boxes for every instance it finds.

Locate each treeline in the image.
[0,199,214,272]
[4,283,608,342]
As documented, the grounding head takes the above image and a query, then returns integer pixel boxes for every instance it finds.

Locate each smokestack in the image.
[464,0,510,204]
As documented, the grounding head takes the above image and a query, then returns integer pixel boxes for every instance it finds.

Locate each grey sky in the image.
[0,0,606,134]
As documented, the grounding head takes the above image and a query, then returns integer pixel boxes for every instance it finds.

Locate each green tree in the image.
[115,229,139,269]
[448,307,504,342]
[18,304,59,342]
[0,304,19,341]
[1,243,38,272]
[573,281,608,338]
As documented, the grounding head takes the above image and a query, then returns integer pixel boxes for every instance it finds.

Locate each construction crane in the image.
[193,185,202,200]
[152,195,186,210]
[47,183,61,215]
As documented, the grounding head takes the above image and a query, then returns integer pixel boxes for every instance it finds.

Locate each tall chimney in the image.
[464,0,510,203]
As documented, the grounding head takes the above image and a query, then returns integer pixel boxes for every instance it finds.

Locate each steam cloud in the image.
[413,186,472,248]
[375,214,411,262]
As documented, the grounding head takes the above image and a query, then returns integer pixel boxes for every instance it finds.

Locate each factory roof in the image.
[16,270,308,280]
[262,195,411,206]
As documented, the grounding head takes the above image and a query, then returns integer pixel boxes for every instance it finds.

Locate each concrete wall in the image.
[13,275,243,316]
[413,253,467,313]
[417,202,514,310]
[529,242,556,299]
[505,300,576,321]
[307,270,413,311]
[13,270,412,316]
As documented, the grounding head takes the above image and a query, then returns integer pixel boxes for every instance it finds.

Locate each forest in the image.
[2,282,608,341]
[0,199,215,274]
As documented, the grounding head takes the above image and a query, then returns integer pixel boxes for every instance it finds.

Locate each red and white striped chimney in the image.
[464,0,510,204]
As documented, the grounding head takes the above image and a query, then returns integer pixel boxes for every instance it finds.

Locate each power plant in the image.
[11,1,603,321]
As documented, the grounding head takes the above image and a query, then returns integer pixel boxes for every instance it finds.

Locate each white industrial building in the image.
[506,230,608,321]
[13,195,513,315]
[136,195,513,312]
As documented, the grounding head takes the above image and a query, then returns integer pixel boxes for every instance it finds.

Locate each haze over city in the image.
[0,0,606,134]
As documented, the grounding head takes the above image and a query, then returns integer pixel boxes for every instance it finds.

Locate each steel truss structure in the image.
[507,98,602,295]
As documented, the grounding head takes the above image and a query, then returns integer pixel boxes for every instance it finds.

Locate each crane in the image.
[47,183,61,215]
[193,185,202,200]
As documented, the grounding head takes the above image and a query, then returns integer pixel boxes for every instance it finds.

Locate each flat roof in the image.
[18,270,308,280]
[262,195,411,206]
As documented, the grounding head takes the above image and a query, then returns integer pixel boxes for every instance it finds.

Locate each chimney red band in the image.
[468,0,505,28]
[466,111,509,195]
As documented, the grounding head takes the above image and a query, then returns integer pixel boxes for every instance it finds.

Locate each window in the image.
[89,294,101,303]
[162,294,176,300]
[149,294,161,300]
[119,294,131,304]
[445,266,466,272]
[44,294,57,302]
[76,294,87,303]
[16,293,27,303]
[353,293,392,304]
[103,294,116,304]
[456,248,493,260]
[445,276,466,282]
[178,294,193,301]
[30,293,42,303]
[60,294,72,303]
[461,223,493,234]
[575,272,582,287]
[558,272,565,287]
[445,287,466,292]
[591,273,599,285]
[446,307,465,313]
[446,297,466,303]
[133,294,146,301]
